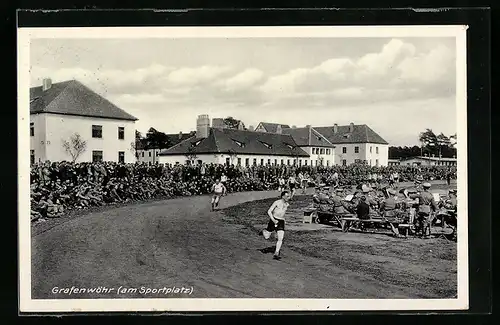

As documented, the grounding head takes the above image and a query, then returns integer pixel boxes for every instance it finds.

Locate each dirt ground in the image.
[222,195,457,299]
[30,180,457,300]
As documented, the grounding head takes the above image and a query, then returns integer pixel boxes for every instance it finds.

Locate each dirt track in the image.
[31,184,457,299]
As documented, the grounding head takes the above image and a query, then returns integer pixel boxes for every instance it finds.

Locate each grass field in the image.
[222,194,457,298]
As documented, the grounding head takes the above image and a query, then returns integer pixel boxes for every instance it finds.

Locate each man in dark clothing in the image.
[356,196,370,220]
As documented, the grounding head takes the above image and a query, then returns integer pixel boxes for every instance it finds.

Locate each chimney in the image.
[333,123,338,134]
[42,78,52,91]
[349,122,354,133]
[196,114,210,138]
[276,125,282,134]
[178,131,183,140]
[307,125,312,146]
[248,125,254,131]
[212,118,225,129]
[306,124,311,128]
[237,122,245,130]
[291,125,297,129]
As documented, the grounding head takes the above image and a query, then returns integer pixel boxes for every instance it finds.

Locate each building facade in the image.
[309,124,389,166]
[399,156,457,167]
[30,78,138,164]
[158,115,309,166]
[282,126,336,167]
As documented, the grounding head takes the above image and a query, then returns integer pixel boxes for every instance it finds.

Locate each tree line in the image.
[389,129,457,160]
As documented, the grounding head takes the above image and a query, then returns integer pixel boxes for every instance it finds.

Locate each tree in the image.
[223,117,246,130]
[62,133,87,162]
[419,128,438,156]
[145,127,172,150]
[185,146,197,165]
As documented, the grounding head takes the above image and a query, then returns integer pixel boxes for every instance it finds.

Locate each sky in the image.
[29,37,457,146]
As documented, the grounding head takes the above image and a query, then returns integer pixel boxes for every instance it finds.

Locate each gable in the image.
[30,80,138,121]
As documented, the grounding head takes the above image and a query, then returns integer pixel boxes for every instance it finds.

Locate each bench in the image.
[340,216,411,236]
[303,208,318,224]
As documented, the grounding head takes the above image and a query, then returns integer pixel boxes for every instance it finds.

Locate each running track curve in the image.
[32,189,417,299]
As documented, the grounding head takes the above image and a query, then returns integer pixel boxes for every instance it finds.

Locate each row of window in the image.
[340,146,380,154]
[92,125,125,140]
[30,150,126,164]
[29,123,126,140]
[311,148,332,155]
[189,158,333,167]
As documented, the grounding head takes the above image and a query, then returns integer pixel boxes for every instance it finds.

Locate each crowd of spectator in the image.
[30,161,456,222]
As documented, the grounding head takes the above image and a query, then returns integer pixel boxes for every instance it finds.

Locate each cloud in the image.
[257,38,455,105]
[217,68,264,92]
[166,65,232,86]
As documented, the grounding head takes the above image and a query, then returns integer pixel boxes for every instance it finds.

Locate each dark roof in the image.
[282,127,335,147]
[258,122,291,133]
[166,131,196,146]
[312,124,389,145]
[30,80,138,121]
[159,128,309,157]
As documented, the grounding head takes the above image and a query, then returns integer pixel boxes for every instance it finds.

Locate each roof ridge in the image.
[212,128,221,153]
[40,81,72,112]
[311,128,334,146]
[159,135,196,154]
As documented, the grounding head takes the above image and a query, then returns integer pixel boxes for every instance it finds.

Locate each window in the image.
[274,159,277,165]
[376,159,379,166]
[342,147,347,154]
[259,141,272,149]
[156,151,159,156]
[237,158,242,166]
[118,127,125,140]
[141,152,144,157]
[268,159,271,165]
[320,148,325,154]
[281,159,284,165]
[342,159,347,166]
[326,149,330,155]
[326,160,330,167]
[226,158,230,166]
[287,159,290,166]
[118,151,125,163]
[92,150,103,162]
[30,150,35,165]
[293,160,297,166]
[312,148,316,154]
[370,159,372,166]
[245,158,250,167]
[370,146,372,153]
[92,125,103,138]
[299,160,302,166]
[253,158,257,166]
[260,159,264,166]
[376,147,379,154]
[304,160,308,166]
[232,139,245,148]
[149,151,152,157]
[354,146,359,153]
[30,123,34,137]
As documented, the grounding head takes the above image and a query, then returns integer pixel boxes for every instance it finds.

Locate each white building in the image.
[282,125,336,167]
[312,123,389,166]
[399,156,457,167]
[30,78,138,164]
[158,115,310,166]
[135,131,196,164]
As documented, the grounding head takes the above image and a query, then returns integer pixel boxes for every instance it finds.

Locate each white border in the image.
[18,26,469,313]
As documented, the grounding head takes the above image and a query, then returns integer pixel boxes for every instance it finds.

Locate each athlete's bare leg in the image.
[274,230,284,259]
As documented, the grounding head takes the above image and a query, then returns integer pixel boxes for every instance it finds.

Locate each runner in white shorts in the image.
[211,178,227,211]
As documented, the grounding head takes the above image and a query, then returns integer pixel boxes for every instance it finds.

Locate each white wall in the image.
[158,153,316,167]
[364,143,389,167]
[332,143,388,166]
[30,114,47,163]
[137,148,164,164]
[300,146,335,167]
[31,113,136,163]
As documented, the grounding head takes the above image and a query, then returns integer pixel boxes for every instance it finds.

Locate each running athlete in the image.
[211,178,227,211]
[288,175,297,198]
[278,176,286,192]
[259,191,291,260]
